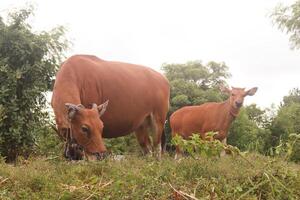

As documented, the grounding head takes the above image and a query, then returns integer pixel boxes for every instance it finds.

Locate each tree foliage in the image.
[162,60,231,112]
[282,88,300,106]
[161,60,231,148]
[270,89,300,142]
[228,105,271,153]
[271,1,300,49]
[266,88,300,162]
[0,7,68,161]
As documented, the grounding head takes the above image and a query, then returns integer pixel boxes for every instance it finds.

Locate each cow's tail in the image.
[148,114,167,153]
[161,128,166,153]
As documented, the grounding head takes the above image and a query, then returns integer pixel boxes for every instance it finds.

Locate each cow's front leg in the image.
[220,137,227,157]
[213,130,227,157]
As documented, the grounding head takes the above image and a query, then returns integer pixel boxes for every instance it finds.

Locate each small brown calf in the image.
[170,86,258,158]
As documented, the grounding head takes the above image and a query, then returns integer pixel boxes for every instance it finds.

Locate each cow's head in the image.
[221,86,258,109]
[64,101,109,161]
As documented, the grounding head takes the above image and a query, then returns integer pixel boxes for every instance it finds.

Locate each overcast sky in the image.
[1,0,299,109]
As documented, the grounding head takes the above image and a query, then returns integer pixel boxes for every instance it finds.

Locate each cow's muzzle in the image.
[235,102,243,108]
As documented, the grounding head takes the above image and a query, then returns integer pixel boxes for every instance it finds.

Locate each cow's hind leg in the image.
[174,145,182,160]
[135,124,152,155]
[136,114,166,160]
[151,114,166,160]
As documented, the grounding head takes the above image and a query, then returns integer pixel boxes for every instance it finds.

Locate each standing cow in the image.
[170,86,257,158]
[51,55,170,160]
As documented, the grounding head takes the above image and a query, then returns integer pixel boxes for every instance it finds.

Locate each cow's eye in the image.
[81,125,89,134]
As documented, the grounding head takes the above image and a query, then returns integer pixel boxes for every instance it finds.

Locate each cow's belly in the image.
[181,120,221,138]
[202,123,220,133]
[101,111,149,138]
[102,123,134,138]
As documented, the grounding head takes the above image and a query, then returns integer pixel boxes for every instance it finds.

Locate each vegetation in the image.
[162,61,231,148]
[271,0,300,49]
[0,5,298,164]
[268,89,300,162]
[0,7,69,161]
[0,154,299,200]
[162,61,230,113]
[161,59,300,163]
[0,4,299,199]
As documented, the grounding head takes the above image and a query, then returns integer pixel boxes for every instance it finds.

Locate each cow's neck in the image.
[223,99,240,122]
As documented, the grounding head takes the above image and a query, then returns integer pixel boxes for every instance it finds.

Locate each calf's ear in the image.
[97,100,109,117]
[246,87,258,96]
[220,85,231,94]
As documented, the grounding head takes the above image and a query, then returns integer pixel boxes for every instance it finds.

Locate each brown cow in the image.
[51,55,170,160]
[170,86,258,158]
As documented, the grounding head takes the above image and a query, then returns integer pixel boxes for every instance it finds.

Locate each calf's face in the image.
[221,86,258,109]
[65,101,109,161]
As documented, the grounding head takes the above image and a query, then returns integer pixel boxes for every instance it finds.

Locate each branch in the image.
[169,183,199,200]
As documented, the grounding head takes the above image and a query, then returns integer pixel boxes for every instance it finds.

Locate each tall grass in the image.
[0,153,299,199]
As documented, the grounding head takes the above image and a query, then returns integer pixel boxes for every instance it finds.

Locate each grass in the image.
[0,153,299,200]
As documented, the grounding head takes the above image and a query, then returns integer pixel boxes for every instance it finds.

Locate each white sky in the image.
[1,0,299,109]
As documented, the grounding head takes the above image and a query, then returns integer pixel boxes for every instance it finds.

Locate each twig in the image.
[209,187,217,200]
[193,181,200,197]
[169,183,200,200]
[263,173,276,199]
[44,156,59,161]
[84,180,113,200]
[0,178,9,186]
[226,145,255,168]
[235,152,255,168]
[237,180,268,200]
[267,172,296,198]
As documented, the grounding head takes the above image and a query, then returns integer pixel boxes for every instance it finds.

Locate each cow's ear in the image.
[97,100,109,117]
[220,85,231,94]
[246,87,258,96]
[65,103,79,119]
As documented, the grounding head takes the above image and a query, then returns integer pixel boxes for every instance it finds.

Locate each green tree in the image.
[161,60,231,147]
[228,105,271,153]
[271,1,300,49]
[270,88,300,144]
[0,7,68,161]
[282,88,300,106]
[162,60,231,112]
[268,88,300,161]
[270,103,300,143]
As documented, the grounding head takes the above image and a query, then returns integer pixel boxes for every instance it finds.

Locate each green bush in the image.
[104,134,140,155]
[228,107,271,153]
[0,7,68,161]
[274,133,300,163]
[171,133,243,160]
[34,125,64,157]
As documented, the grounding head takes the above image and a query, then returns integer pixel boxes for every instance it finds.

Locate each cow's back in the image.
[51,55,170,138]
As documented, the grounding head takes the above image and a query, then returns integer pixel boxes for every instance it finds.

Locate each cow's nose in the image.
[235,102,243,108]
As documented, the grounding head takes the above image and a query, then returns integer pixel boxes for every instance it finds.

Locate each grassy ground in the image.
[0,153,299,200]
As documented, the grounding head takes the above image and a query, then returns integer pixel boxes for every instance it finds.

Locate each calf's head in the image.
[65,101,109,161]
[221,86,258,109]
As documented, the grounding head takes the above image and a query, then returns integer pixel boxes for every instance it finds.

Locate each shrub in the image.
[274,133,300,163]
[0,6,68,161]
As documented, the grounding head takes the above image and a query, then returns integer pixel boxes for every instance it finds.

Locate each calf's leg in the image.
[220,138,227,157]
